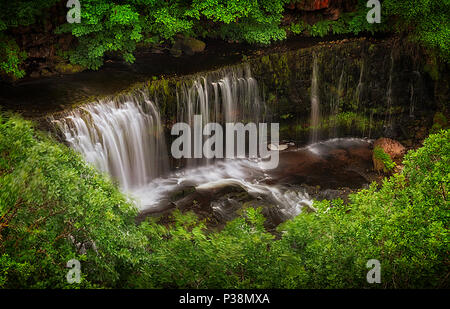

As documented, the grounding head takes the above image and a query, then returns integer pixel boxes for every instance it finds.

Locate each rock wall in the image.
[249,38,437,144]
[48,38,443,149]
[134,38,438,146]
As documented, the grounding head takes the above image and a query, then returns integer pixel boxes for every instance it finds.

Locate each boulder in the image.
[372,138,406,173]
[171,36,206,56]
[268,144,289,151]
[374,138,406,160]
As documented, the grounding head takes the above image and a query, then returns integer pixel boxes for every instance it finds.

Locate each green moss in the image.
[54,62,85,74]
[430,111,448,133]
[374,146,396,172]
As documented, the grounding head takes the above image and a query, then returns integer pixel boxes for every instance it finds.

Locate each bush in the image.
[0,114,149,288]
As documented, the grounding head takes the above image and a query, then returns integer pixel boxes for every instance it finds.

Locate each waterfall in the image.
[409,71,422,118]
[50,64,319,217]
[355,60,365,109]
[330,64,345,138]
[52,92,169,190]
[385,50,395,134]
[310,55,320,143]
[177,65,265,126]
[52,64,268,195]
[176,65,266,167]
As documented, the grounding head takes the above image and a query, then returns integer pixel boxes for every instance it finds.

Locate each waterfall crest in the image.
[52,92,168,190]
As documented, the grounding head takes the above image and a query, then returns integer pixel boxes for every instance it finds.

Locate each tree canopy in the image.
[0,0,449,78]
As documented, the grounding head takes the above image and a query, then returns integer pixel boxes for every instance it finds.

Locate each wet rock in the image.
[329,148,348,163]
[54,61,85,74]
[372,138,405,173]
[169,46,182,57]
[373,138,405,161]
[348,146,372,162]
[325,7,341,20]
[171,36,206,56]
[415,127,428,141]
[269,143,289,151]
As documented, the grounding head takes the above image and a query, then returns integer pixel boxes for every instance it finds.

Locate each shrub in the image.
[0,114,149,288]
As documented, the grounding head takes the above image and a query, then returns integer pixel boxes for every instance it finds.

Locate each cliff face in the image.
[249,38,438,144]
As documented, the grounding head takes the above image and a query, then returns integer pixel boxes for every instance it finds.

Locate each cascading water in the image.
[385,50,395,134]
[409,71,422,118]
[310,54,320,143]
[176,64,267,167]
[52,64,316,219]
[177,64,266,126]
[355,60,365,110]
[330,64,345,138]
[52,92,169,190]
[51,58,380,226]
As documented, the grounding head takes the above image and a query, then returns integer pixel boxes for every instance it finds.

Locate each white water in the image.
[310,54,320,143]
[330,64,345,138]
[178,64,265,126]
[131,158,313,218]
[385,50,395,132]
[53,66,315,218]
[52,92,168,190]
[53,59,381,222]
[133,137,371,217]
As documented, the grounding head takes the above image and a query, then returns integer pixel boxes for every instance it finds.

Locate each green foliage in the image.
[54,0,290,68]
[0,34,27,79]
[1,0,449,77]
[0,114,149,288]
[310,20,333,37]
[56,1,143,69]
[373,145,396,172]
[0,0,60,28]
[290,21,309,35]
[133,207,309,289]
[0,0,60,78]
[430,112,448,134]
[307,0,387,38]
[384,0,450,62]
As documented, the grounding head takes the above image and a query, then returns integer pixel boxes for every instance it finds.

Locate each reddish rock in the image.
[373,138,406,161]
[295,0,330,11]
[325,7,341,20]
[372,138,406,173]
[288,0,357,12]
